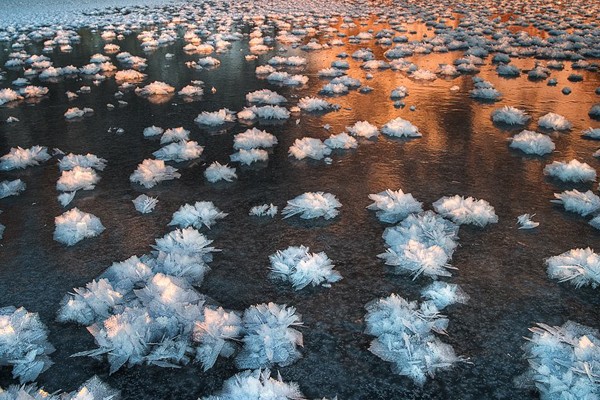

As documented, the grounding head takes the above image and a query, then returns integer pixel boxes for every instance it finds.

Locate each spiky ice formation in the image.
[57,278,124,326]
[367,189,423,223]
[132,194,158,214]
[246,89,287,105]
[0,375,119,400]
[58,153,107,171]
[517,214,539,229]
[153,140,203,162]
[543,160,596,183]
[0,146,50,171]
[491,106,531,125]
[194,109,236,126]
[56,166,100,192]
[160,127,190,144]
[546,248,600,289]
[381,117,421,138]
[193,307,242,371]
[53,208,105,246]
[433,195,498,227]
[236,303,303,369]
[297,97,339,112]
[282,192,341,220]
[552,190,600,216]
[129,159,181,188]
[249,204,278,218]
[230,148,269,165]
[269,245,342,290]
[205,162,237,183]
[0,306,54,384]
[201,369,305,400]
[518,321,600,400]
[364,294,462,386]
[324,132,358,149]
[237,105,290,121]
[233,128,278,150]
[538,112,572,131]
[509,130,555,156]
[135,81,175,96]
[346,120,379,138]
[420,281,469,309]
[288,138,332,160]
[169,201,228,229]
[0,179,26,199]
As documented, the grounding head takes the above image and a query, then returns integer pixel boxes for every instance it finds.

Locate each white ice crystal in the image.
[492,106,531,125]
[201,369,305,400]
[582,128,600,139]
[129,159,181,188]
[237,105,290,121]
[143,126,164,138]
[0,306,54,384]
[420,282,469,309]
[543,160,596,183]
[518,321,600,400]
[324,132,358,149]
[0,88,23,106]
[249,204,278,218]
[367,189,423,223]
[546,248,600,288]
[194,109,236,126]
[0,375,119,400]
[433,195,498,227]
[288,138,332,160]
[0,146,50,171]
[193,307,242,371]
[297,97,339,112]
[517,214,539,229]
[246,89,286,105]
[234,128,278,150]
[364,294,462,385]
[509,130,555,156]
[552,190,600,216]
[346,120,379,138]
[230,148,269,165]
[53,208,105,246]
[381,117,421,138]
[58,153,107,171]
[169,201,227,230]
[56,166,100,192]
[57,278,124,326]
[269,245,342,290]
[132,194,158,214]
[469,87,502,101]
[135,81,175,96]
[0,179,26,199]
[153,140,203,162]
[160,127,190,144]
[538,113,572,131]
[205,162,237,183]
[282,192,341,220]
[236,303,303,369]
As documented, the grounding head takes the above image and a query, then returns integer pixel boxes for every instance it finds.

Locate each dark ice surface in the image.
[1,15,600,400]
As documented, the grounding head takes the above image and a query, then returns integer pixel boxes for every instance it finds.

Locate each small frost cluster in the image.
[53,208,105,246]
[205,162,237,183]
[269,245,342,290]
[546,247,600,289]
[518,321,600,400]
[381,117,421,138]
[169,201,228,229]
[364,291,464,385]
[0,375,119,400]
[379,211,459,279]
[130,159,181,188]
[0,306,55,383]
[538,112,572,131]
[201,369,305,400]
[0,146,50,171]
[491,106,531,125]
[543,160,596,183]
[367,189,423,223]
[509,130,555,156]
[249,204,278,218]
[283,192,341,220]
[552,190,600,217]
[433,195,498,227]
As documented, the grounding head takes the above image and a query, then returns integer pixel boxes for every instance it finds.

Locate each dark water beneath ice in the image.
[0,17,600,400]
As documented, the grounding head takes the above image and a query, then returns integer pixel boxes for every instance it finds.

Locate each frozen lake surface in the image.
[0,0,599,399]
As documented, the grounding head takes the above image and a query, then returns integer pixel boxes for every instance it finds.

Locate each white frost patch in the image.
[282,192,341,220]
[381,117,421,138]
[509,130,555,156]
[269,245,342,290]
[56,166,100,192]
[129,159,181,188]
[249,204,278,218]
[169,201,227,229]
[492,106,531,125]
[546,248,600,288]
[0,146,50,171]
[234,128,278,150]
[54,208,105,246]
[538,112,572,131]
[346,120,379,138]
[153,141,203,162]
[230,148,268,165]
[132,194,158,214]
[288,138,331,160]
[543,160,596,183]
[205,162,237,183]
[433,195,498,227]
[367,189,423,224]
[552,190,600,216]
